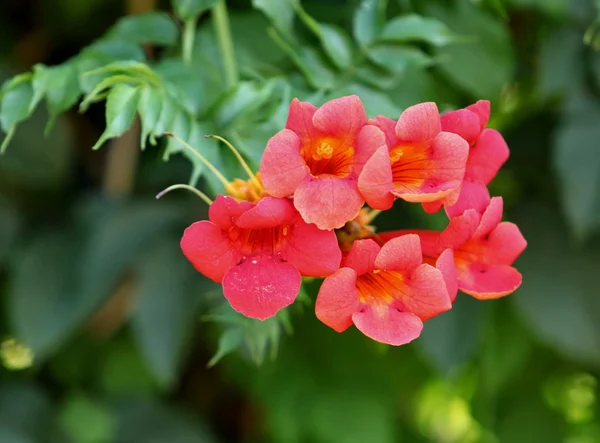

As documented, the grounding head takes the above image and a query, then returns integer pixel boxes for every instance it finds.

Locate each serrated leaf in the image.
[379,14,457,46]
[138,86,163,148]
[173,0,218,21]
[132,238,199,387]
[353,0,388,48]
[79,75,140,112]
[252,0,298,35]
[106,11,178,46]
[208,327,244,367]
[320,24,353,69]
[84,61,161,86]
[367,44,431,74]
[92,84,141,150]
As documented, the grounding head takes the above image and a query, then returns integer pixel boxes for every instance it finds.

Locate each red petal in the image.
[458,264,522,300]
[472,197,503,240]
[315,267,360,332]
[343,239,380,275]
[440,209,481,250]
[235,196,297,230]
[285,98,318,142]
[260,129,309,198]
[180,221,240,282]
[466,128,509,184]
[285,219,342,277]
[467,100,491,129]
[353,124,388,176]
[422,200,443,214]
[357,145,395,210]
[395,102,441,143]
[209,195,255,230]
[293,176,363,230]
[375,234,422,272]
[484,222,527,266]
[396,263,452,321]
[352,305,423,346]
[445,179,491,218]
[436,249,458,303]
[312,95,367,138]
[368,115,398,147]
[222,255,301,320]
[440,108,481,144]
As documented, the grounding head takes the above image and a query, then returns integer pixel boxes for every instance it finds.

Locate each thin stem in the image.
[212,0,238,88]
[182,17,198,67]
[205,135,260,188]
[164,132,232,191]
[365,209,382,224]
[156,184,213,205]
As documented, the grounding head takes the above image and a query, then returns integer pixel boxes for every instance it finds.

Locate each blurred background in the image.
[1,0,600,442]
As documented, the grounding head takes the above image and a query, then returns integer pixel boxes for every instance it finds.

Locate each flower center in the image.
[226,173,265,203]
[355,270,404,305]
[229,224,291,257]
[301,137,355,178]
[389,145,428,188]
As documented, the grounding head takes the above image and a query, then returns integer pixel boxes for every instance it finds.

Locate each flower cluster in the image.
[174,95,526,346]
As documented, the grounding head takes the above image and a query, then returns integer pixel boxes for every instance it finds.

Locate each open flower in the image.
[315,235,453,345]
[357,102,469,210]
[378,198,527,299]
[259,95,387,230]
[422,100,510,217]
[181,195,341,320]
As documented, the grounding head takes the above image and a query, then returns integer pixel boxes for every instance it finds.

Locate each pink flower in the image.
[422,100,510,217]
[181,195,341,320]
[357,102,470,210]
[378,198,527,299]
[259,95,387,230]
[315,235,453,345]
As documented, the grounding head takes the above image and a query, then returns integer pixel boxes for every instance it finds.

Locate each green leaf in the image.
[427,0,515,99]
[214,80,277,127]
[173,0,218,21]
[320,24,353,69]
[92,83,141,150]
[0,76,36,152]
[132,238,200,387]
[208,327,244,367]
[106,11,178,46]
[553,96,600,238]
[252,0,298,35]
[99,339,158,395]
[353,0,388,48]
[417,295,489,374]
[367,45,431,74]
[332,83,401,118]
[538,27,584,98]
[379,14,457,46]
[0,381,52,441]
[59,395,116,443]
[138,86,163,148]
[155,58,207,115]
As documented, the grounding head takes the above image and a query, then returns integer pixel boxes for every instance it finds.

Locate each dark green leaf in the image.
[214,80,277,127]
[132,238,200,387]
[138,86,163,148]
[173,0,218,21]
[538,27,584,98]
[155,58,207,115]
[320,24,353,69]
[553,96,600,238]
[379,14,457,46]
[353,0,388,48]
[99,339,158,395]
[59,395,116,443]
[106,12,178,46]
[0,429,34,443]
[0,381,52,441]
[92,83,141,150]
[0,196,19,263]
[367,45,431,74]
[252,0,298,35]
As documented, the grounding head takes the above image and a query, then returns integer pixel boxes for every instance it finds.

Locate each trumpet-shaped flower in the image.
[181,195,342,320]
[378,198,527,299]
[357,102,469,210]
[423,100,510,216]
[259,95,387,230]
[315,235,454,345]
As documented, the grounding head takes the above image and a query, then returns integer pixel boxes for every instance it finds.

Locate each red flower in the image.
[423,100,510,217]
[315,235,453,345]
[259,95,387,230]
[181,195,342,320]
[357,102,469,210]
[378,198,527,299]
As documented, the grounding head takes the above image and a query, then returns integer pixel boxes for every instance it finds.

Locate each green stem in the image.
[212,0,238,88]
[182,17,197,66]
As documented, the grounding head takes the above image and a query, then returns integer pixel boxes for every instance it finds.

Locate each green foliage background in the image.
[1,0,600,442]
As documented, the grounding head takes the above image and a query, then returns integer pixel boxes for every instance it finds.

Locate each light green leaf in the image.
[106,11,178,46]
[0,76,36,152]
[155,58,207,115]
[214,80,277,127]
[353,0,388,48]
[320,24,353,69]
[59,395,116,443]
[379,14,457,46]
[79,75,141,112]
[252,0,298,35]
[83,60,161,86]
[173,0,218,21]
[138,86,163,148]
[367,45,431,74]
[334,83,401,118]
[92,83,141,150]
[208,327,244,367]
[553,96,600,238]
[132,238,199,387]
[164,110,192,160]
